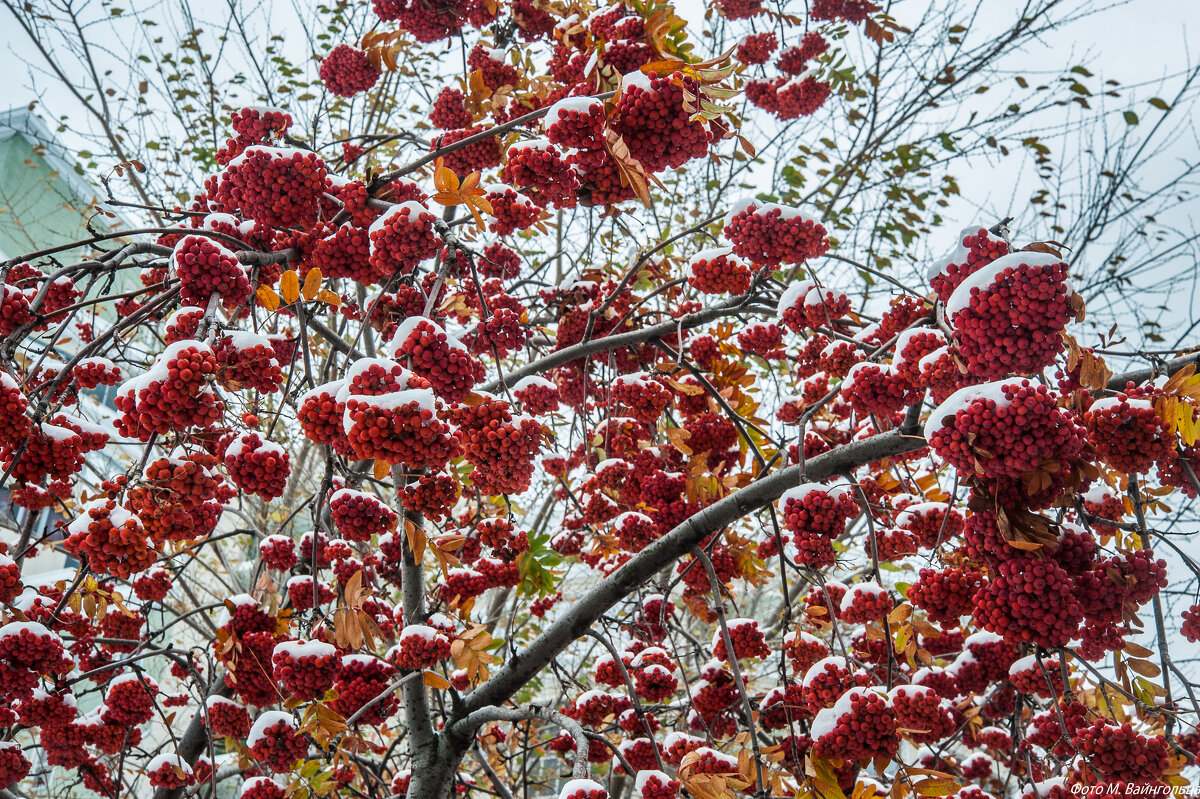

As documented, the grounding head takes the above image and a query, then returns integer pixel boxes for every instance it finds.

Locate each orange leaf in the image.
[317,289,342,307]
[256,285,281,311]
[302,267,323,300]
[280,270,300,304]
[434,158,460,193]
[423,670,452,690]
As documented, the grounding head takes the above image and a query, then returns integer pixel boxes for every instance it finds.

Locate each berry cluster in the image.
[687,248,752,295]
[171,235,250,309]
[216,146,328,229]
[711,618,770,661]
[945,252,1076,379]
[906,567,982,624]
[973,557,1083,647]
[225,433,290,500]
[247,712,307,772]
[329,488,398,541]
[331,656,399,723]
[272,640,340,700]
[725,201,830,268]
[736,32,778,64]
[391,625,452,670]
[368,202,443,278]
[611,72,712,174]
[503,139,579,207]
[319,45,381,97]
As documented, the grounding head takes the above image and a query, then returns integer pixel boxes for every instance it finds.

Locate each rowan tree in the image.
[1,1,1199,799]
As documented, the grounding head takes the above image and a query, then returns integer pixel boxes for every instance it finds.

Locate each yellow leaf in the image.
[303,267,323,300]
[1177,403,1198,446]
[280,270,301,304]
[257,285,281,311]
[373,459,390,480]
[317,289,342,307]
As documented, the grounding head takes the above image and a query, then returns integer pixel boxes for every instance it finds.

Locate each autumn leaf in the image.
[423,670,452,690]
[280,269,301,304]
[303,267,323,300]
[257,285,281,311]
[431,157,493,229]
[604,128,652,206]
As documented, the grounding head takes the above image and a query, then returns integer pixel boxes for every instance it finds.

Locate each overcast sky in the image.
[2,0,1194,313]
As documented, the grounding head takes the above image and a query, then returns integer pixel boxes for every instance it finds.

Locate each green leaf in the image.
[1123,111,1139,126]
[1148,97,1172,111]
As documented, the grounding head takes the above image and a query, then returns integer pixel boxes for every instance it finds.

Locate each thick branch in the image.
[478,295,764,394]
[1106,352,1200,390]
[459,425,925,715]
[453,704,592,780]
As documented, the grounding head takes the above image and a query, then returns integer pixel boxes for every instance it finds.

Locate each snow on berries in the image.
[171,235,251,309]
[928,226,1011,301]
[216,332,284,393]
[944,250,1080,379]
[114,340,225,439]
[711,618,770,661]
[1083,393,1173,474]
[724,200,829,268]
[240,777,287,799]
[146,753,194,790]
[687,248,752,296]
[0,742,31,789]
[331,655,399,723]
[216,146,328,229]
[611,373,672,423]
[341,380,460,469]
[545,96,606,152]
[924,379,1085,482]
[503,138,579,208]
[247,711,307,772]
[0,621,72,688]
[810,687,898,761]
[62,498,155,579]
[888,685,956,744]
[560,779,609,799]
[611,70,712,174]
[838,581,893,624]
[206,695,252,738]
[224,432,290,500]
[329,487,397,541]
[391,624,452,669]
[272,640,341,700]
[368,201,443,277]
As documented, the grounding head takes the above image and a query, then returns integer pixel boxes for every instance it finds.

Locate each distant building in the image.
[0,106,119,258]
[0,107,132,580]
